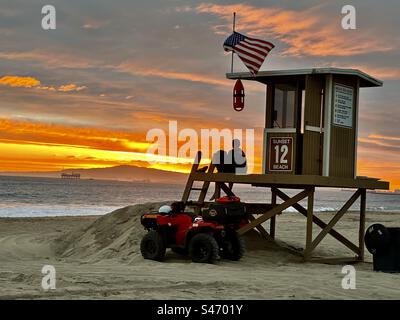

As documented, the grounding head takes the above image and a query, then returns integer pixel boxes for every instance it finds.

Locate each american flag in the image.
[223,32,275,75]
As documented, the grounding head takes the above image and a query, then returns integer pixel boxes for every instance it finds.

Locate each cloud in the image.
[330,63,400,81]
[360,67,400,81]
[368,134,400,142]
[0,76,40,88]
[81,19,108,30]
[0,75,87,93]
[58,84,87,92]
[0,118,151,153]
[116,62,229,87]
[358,134,400,156]
[37,86,56,91]
[115,62,264,94]
[175,6,192,13]
[82,24,97,29]
[194,3,395,57]
[0,51,97,69]
[356,134,400,189]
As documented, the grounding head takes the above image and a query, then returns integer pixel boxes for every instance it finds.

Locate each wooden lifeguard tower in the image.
[181,68,389,262]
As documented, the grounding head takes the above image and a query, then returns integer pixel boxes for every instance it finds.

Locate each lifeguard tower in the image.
[181,68,389,262]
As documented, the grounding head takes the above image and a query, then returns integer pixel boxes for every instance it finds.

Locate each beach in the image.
[1,203,400,300]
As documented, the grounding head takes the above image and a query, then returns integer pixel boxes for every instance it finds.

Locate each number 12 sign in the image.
[269,137,293,172]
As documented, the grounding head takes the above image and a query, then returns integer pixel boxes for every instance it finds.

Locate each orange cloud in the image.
[356,134,400,189]
[194,3,394,57]
[58,84,87,92]
[117,62,229,87]
[0,141,193,172]
[358,159,400,190]
[0,50,97,69]
[82,21,105,30]
[365,68,400,81]
[1,117,397,185]
[37,86,56,91]
[329,64,400,81]
[358,137,395,149]
[0,75,40,88]
[116,62,264,93]
[359,135,400,152]
[368,134,400,142]
[0,75,87,93]
[0,118,198,173]
[0,118,265,174]
[0,118,151,153]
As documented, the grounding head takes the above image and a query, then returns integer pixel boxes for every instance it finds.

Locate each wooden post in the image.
[220,183,236,197]
[197,163,215,204]
[248,214,274,241]
[270,188,277,239]
[238,189,309,235]
[308,189,361,253]
[215,182,221,199]
[304,187,314,260]
[358,188,366,261]
[181,151,202,204]
[275,188,361,255]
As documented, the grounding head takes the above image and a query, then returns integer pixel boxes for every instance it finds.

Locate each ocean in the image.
[1,175,400,217]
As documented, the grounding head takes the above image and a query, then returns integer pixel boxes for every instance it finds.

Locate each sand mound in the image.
[55,202,297,262]
[56,202,166,261]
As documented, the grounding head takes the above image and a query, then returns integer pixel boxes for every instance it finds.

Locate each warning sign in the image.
[269,137,293,172]
[333,84,354,128]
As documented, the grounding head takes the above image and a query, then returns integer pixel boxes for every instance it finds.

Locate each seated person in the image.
[227,139,247,175]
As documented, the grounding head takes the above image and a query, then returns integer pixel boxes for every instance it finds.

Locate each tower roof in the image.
[226,67,383,87]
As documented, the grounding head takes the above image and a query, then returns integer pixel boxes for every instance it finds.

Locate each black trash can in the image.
[365,224,400,273]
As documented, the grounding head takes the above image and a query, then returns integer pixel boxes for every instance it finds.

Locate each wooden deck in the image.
[181,152,389,263]
[191,172,389,190]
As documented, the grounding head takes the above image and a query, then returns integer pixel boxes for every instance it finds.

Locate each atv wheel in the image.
[220,231,245,261]
[189,233,219,263]
[140,230,166,261]
[171,247,188,256]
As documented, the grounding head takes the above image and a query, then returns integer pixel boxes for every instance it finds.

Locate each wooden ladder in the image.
[181,151,215,211]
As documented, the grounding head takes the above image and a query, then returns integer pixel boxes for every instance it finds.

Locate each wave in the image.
[0,204,121,218]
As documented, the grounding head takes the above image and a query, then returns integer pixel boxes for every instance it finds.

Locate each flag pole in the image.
[230,12,236,73]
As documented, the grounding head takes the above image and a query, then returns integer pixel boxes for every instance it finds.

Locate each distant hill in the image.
[0,165,188,184]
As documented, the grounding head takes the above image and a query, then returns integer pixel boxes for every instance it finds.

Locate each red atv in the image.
[140,199,247,263]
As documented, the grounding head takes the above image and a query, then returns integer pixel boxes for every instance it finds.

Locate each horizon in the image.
[0,163,188,173]
[1,1,400,188]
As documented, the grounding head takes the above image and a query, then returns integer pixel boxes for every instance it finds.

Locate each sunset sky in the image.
[1,1,400,188]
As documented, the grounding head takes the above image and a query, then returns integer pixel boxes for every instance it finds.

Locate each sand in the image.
[1,203,400,299]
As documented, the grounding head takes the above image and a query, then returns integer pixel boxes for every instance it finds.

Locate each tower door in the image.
[264,82,302,174]
[302,75,325,175]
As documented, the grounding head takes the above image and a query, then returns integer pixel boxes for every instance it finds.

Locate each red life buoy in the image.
[233,79,245,112]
